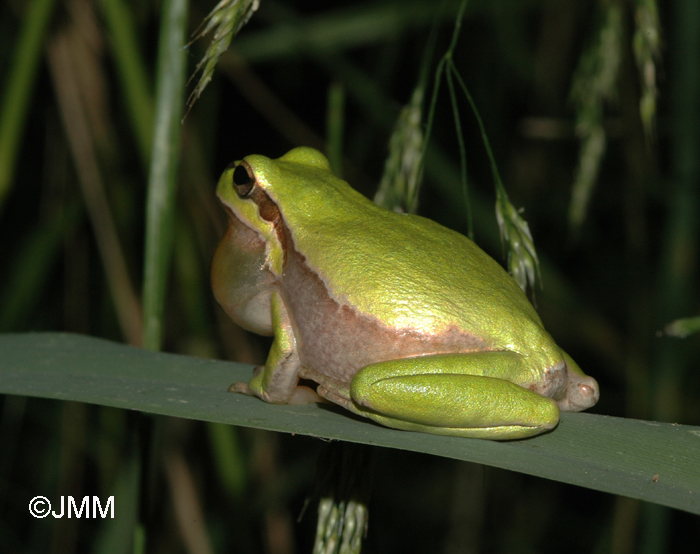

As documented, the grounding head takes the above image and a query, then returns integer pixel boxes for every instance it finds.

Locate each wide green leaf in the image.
[1,332,698,515]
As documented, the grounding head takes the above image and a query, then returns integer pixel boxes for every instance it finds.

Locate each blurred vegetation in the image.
[0,0,698,553]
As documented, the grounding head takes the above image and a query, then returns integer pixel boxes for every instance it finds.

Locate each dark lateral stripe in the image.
[251,187,289,262]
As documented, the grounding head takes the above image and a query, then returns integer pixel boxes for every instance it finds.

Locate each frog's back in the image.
[274,171,546,353]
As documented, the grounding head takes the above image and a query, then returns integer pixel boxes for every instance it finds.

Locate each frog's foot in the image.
[229,381,252,394]
[228,364,263,395]
[229,366,322,405]
[555,350,600,412]
[557,376,599,411]
[230,380,321,404]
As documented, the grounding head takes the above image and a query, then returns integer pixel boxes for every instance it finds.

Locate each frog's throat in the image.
[225,186,289,276]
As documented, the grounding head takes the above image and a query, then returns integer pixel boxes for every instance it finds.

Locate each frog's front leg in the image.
[348,352,560,440]
[230,291,319,404]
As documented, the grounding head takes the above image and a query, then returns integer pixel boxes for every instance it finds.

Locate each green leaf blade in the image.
[1,332,698,515]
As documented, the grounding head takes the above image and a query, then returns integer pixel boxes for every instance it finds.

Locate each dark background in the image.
[0,0,698,552]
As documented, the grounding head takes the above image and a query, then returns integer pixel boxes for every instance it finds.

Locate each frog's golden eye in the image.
[233,163,255,198]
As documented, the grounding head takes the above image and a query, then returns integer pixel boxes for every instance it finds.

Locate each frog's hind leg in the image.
[349,353,560,440]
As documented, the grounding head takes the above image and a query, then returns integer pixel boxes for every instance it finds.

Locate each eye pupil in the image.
[233,164,251,185]
[233,164,254,197]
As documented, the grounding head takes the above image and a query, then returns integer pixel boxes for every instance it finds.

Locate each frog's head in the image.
[215,147,334,275]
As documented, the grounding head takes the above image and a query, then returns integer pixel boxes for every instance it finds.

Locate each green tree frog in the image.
[212,147,599,440]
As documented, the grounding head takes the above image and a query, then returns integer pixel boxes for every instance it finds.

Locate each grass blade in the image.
[142,0,189,351]
[98,0,155,166]
[1,332,698,516]
[0,0,57,211]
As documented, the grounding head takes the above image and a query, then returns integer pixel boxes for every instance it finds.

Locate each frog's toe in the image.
[228,365,264,395]
[228,381,252,394]
[559,374,600,411]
